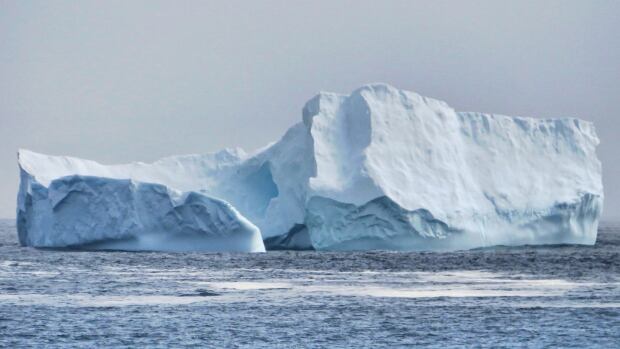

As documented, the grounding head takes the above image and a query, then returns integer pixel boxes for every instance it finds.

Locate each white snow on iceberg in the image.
[16,84,603,251]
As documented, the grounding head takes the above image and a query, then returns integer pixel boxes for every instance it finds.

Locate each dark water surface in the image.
[0,219,618,348]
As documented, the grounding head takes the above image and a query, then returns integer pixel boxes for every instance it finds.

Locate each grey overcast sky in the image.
[0,0,618,220]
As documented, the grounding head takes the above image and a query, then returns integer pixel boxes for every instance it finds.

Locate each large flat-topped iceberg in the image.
[17,84,603,251]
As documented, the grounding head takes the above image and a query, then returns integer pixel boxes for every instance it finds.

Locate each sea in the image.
[0,219,618,348]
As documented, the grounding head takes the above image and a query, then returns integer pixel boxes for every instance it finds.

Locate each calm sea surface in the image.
[0,219,618,348]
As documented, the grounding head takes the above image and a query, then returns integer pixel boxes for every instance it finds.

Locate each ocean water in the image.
[0,219,618,348]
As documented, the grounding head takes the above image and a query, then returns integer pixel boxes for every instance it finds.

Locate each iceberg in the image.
[17,151,265,252]
[16,84,603,251]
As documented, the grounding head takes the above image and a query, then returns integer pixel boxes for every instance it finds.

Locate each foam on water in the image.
[0,219,618,348]
[0,294,210,307]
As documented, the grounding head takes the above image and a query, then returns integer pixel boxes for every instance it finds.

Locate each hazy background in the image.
[1,0,618,220]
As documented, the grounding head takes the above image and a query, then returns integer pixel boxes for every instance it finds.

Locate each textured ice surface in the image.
[17,162,265,252]
[300,85,602,250]
[16,84,603,251]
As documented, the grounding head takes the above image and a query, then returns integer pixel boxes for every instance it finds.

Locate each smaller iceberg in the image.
[17,151,265,252]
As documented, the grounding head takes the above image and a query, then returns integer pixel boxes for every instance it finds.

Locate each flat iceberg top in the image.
[16,83,604,251]
[17,147,246,189]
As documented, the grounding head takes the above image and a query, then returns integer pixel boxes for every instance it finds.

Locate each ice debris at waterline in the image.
[16,84,603,252]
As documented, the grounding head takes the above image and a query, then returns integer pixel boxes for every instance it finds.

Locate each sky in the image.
[0,0,618,220]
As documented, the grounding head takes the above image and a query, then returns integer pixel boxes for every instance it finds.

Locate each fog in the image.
[1,0,618,219]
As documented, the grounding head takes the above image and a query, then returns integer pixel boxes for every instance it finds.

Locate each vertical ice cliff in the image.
[17,151,265,252]
[16,84,603,251]
[298,85,603,250]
